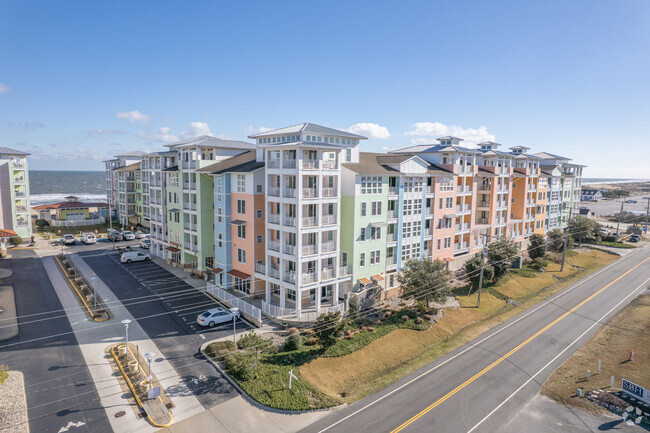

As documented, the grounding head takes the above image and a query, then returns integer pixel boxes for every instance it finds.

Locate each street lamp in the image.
[121,319,131,358]
[90,277,98,311]
[231,307,239,343]
[144,352,155,393]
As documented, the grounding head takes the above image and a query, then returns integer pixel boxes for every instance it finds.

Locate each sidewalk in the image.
[43,255,204,433]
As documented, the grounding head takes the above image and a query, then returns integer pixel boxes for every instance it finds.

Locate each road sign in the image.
[622,379,650,404]
[148,386,161,399]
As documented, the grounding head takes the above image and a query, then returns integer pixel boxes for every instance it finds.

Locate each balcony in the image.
[255,263,266,274]
[302,216,318,227]
[478,185,491,192]
[321,214,336,225]
[269,267,281,279]
[497,185,509,192]
[14,206,27,213]
[283,216,296,227]
[283,272,296,284]
[283,188,296,198]
[424,228,433,236]
[322,241,336,252]
[302,188,318,198]
[322,161,337,170]
[184,222,197,232]
[268,159,281,169]
[388,186,399,195]
[457,185,472,194]
[456,204,472,214]
[183,202,197,211]
[268,186,280,197]
[16,220,29,227]
[454,241,470,252]
[476,217,489,225]
[13,177,25,184]
[455,222,470,233]
[386,256,396,266]
[303,160,319,169]
[527,199,536,206]
[426,185,435,194]
[13,191,26,198]
[12,160,24,168]
[496,201,508,209]
[302,245,317,255]
[388,210,397,219]
[322,187,336,198]
[387,233,397,243]
[477,200,490,209]
[321,267,335,280]
[268,214,280,224]
[283,244,296,255]
[268,240,280,252]
[339,265,351,276]
[283,159,297,169]
[302,272,317,284]
[525,214,535,222]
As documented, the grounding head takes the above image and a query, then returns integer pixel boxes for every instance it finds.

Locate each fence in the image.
[51,217,106,227]
[205,282,262,322]
[261,300,345,322]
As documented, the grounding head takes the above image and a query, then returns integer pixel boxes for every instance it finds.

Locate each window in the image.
[403,200,412,215]
[403,222,411,237]
[359,228,366,241]
[361,202,367,217]
[360,176,382,194]
[256,209,263,219]
[360,252,365,267]
[372,201,382,216]
[446,197,453,209]
[437,239,442,250]
[370,250,381,265]
[287,289,296,301]
[257,235,263,244]
[439,177,454,191]
[217,207,222,223]
[256,184,263,193]
[444,237,451,249]
[370,226,381,240]
[414,201,422,215]
[237,225,246,239]
[218,233,223,248]
[237,199,246,214]
[234,277,250,294]
[413,221,421,237]
[389,274,395,287]
[237,248,246,264]
[346,148,351,162]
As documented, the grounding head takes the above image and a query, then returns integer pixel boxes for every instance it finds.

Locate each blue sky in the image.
[1,0,649,177]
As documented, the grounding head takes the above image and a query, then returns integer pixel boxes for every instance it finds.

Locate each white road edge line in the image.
[316,248,645,433]
[466,275,650,433]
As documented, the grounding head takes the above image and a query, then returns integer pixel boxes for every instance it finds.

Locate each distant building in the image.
[579,207,593,218]
[0,147,32,238]
[581,189,602,202]
[31,196,109,227]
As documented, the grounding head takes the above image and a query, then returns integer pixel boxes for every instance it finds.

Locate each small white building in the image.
[581,189,602,201]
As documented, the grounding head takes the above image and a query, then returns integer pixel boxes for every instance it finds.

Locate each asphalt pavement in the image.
[78,250,252,409]
[303,245,650,433]
[0,249,112,433]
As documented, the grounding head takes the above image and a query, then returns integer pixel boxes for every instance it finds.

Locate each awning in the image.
[168,208,180,213]
[230,220,247,226]
[358,277,372,285]
[0,229,18,238]
[227,269,251,280]
[371,274,385,281]
[443,257,455,262]
[444,213,456,219]
[210,268,223,274]
[165,246,181,253]
[370,222,388,228]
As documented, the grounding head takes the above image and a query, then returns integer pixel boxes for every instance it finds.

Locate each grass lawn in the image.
[597,241,636,249]
[541,293,650,413]
[37,222,125,239]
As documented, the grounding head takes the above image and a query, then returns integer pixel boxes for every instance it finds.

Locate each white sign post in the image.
[289,369,299,390]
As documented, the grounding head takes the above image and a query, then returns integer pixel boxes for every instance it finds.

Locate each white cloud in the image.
[116,110,151,124]
[346,122,390,139]
[137,127,179,143]
[7,121,44,131]
[404,122,495,146]
[0,84,10,94]
[180,121,213,139]
[243,125,273,136]
[87,129,125,136]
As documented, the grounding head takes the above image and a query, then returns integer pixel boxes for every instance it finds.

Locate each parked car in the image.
[140,239,151,249]
[120,251,151,263]
[625,199,638,204]
[81,233,97,245]
[134,231,147,239]
[121,231,136,241]
[600,228,609,235]
[62,234,76,245]
[107,229,122,242]
[197,307,240,327]
[629,234,640,242]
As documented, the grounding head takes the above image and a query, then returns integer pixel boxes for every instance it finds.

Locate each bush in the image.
[528,233,547,260]
[237,330,270,351]
[9,237,22,247]
[314,311,345,348]
[284,334,304,351]
[401,315,409,322]
[225,352,256,381]
[205,341,236,360]
[35,219,49,228]
[530,257,549,271]
[305,337,318,346]
[603,235,617,243]
[287,327,299,334]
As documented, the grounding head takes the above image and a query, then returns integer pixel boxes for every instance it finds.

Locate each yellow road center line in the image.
[391,256,650,433]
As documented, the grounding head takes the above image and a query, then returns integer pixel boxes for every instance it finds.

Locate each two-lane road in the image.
[305,246,650,433]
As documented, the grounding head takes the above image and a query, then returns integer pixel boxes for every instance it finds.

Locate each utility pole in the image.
[477,245,488,309]
[644,197,650,232]
[560,206,573,272]
[614,200,625,239]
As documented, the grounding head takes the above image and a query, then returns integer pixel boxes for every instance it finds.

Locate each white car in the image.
[197,307,241,327]
[135,231,147,239]
[120,251,151,263]
[121,231,136,241]
[62,234,76,245]
[81,233,97,244]
[140,239,151,249]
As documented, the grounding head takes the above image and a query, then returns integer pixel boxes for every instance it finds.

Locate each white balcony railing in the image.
[268,186,280,197]
[283,216,296,227]
[321,268,335,280]
[283,159,297,169]
[268,240,280,252]
[322,241,336,252]
[283,272,296,284]
[268,159,281,169]
[302,188,317,198]
[322,187,336,198]
[302,216,317,227]
[283,188,296,198]
[255,263,266,274]
[268,214,280,224]
[283,244,296,255]
[302,272,316,284]
[321,214,336,225]
[302,245,317,255]
[303,160,318,169]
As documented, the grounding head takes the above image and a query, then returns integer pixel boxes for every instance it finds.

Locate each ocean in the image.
[29,170,107,205]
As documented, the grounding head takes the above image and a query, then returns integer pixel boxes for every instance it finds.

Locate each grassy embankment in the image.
[541,293,650,413]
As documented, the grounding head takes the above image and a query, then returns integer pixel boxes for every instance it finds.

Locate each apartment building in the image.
[104,151,144,226]
[0,147,31,238]
[142,151,177,258]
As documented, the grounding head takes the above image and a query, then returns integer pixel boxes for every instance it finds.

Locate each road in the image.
[304,245,650,433]
[581,194,649,217]
[0,250,112,433]
[79,250,252,409]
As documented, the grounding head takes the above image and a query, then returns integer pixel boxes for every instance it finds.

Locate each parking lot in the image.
[79,250,250,408]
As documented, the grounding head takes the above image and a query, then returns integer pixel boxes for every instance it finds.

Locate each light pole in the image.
[121,319,131,358]
[144,352,155,393]
[90,277,98,311]
[231,307,239,343]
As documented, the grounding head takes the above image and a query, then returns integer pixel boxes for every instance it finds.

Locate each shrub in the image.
[284,333,304,351]
[344,334,354,340]
[287,327,299,334]
[305,337,318,346]
[237,330,269,350]
[225,352,256,381]
[530,257,549,271]
[314,311,345,348]
[401,315,409,322]
[368,327,375,332]
[527,233,547,260]
[415,317,424,324]
[9,237,22,247]
[205,341,236,360]
[35,219,49,228]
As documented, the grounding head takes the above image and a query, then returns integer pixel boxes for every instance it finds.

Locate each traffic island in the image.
[107,343,174,428]
[56,254,110,321]
[0,286,18,341]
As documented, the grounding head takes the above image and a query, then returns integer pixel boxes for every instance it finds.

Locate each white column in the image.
[265,280,271,304]
[333,282,339,306]
[315,285,321,312]
[295,289,302,317]
[280,286,286,308]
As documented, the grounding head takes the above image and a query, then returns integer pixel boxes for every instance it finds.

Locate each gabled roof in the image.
[259,140,349,149]
[533,151,571,161]
[388,144,432,154]
[164,135,255,150]
[247,123,367,140]
[342,152,454,176]
[32,201,109,210]
[115,151,146,158]
[144,150,177,156]
[437,136,464,141]
[163,165,178,172]
[0,146,29,156]
[196,151,264,175]
[113,162,141,171]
